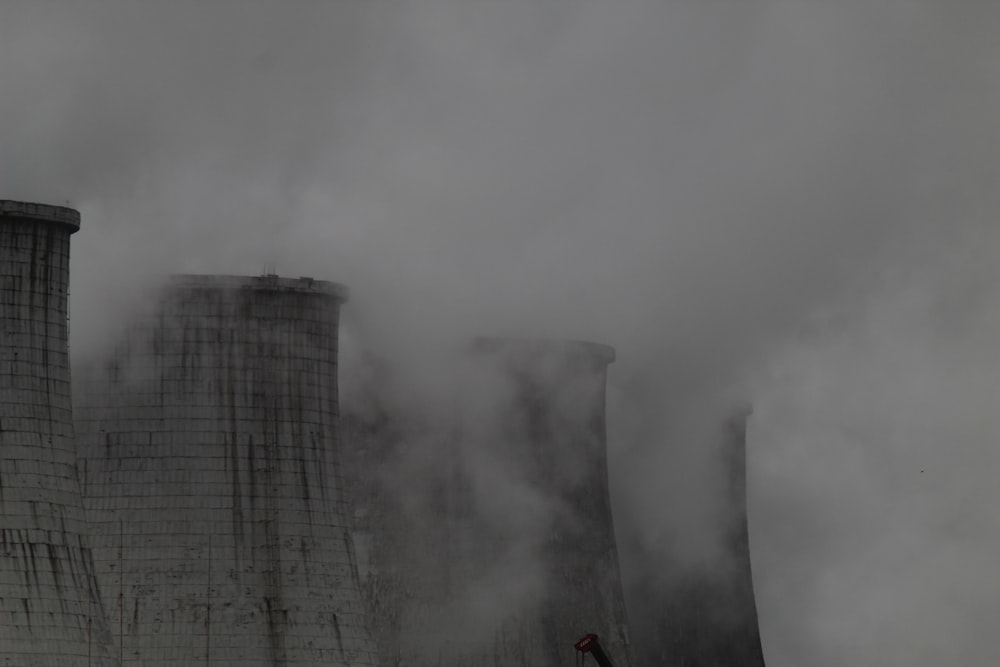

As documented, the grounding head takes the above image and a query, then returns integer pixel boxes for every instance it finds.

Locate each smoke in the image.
[749,223,1000,666]
[341,337,618,663]
[3,1,999,664]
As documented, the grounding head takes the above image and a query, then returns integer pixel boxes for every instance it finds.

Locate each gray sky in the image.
[2,2,998,664]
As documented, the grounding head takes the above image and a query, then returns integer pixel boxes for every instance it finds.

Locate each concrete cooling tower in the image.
[75,274,375,666]
[346,338,632,667]
[627,411,766,667]
[0,201,118,666]
[463,339,632,667]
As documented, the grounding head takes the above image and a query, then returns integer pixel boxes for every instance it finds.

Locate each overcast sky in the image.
[2,2,998,665]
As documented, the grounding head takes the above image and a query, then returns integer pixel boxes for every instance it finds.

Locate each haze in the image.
[2,2,998,665]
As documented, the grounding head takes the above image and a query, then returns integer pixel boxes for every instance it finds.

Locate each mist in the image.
[2,1,998,664]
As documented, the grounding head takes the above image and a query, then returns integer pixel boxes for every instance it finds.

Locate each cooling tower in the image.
[75,274,375,666]
[346,338,632,667]
[627,410,766,667]
[339,352,410,666]
[0,200,118,666]
[463,339,632,666]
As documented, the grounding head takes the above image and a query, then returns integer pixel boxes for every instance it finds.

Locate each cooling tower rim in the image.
[0,200,81,232]
[470,336,616,364]
[166,274,349,301]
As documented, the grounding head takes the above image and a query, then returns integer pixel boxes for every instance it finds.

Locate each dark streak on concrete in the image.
[332,612,345,660]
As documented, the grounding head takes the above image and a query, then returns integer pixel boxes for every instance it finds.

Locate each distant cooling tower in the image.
[0,201,118,666]
[628,411,766,667]
[463,339,632,667]
[76,274,375,666]
[348,338,632,666]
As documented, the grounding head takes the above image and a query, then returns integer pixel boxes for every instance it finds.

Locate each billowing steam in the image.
[2,1,998,664]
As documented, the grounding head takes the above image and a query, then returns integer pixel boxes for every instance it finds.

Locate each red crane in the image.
[574,633,617,667]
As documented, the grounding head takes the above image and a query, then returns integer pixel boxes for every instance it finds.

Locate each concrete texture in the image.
[76,274,375,666]
[345,338,632,667]
[627,411,766,667]
[0,201,119,666]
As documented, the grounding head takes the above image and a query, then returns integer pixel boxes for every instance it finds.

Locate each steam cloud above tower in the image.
[2,2,999,665]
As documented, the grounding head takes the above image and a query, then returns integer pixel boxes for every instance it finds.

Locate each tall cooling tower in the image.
[76,274,375,666]
[464,339,632,667]
[627,411,766,666]
[347,338,632,666]
[0,201,118,666]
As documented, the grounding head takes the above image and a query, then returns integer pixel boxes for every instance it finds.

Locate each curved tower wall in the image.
[349,338,632,666]
[0,201,118,666]
[76,274,375,666]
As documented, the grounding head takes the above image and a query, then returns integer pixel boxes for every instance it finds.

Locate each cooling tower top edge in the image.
[167,274,349,300]
[471,336,616,364]
[0,200,81,232]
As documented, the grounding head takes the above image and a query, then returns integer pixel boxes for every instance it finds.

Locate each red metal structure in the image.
[575,633,617,667]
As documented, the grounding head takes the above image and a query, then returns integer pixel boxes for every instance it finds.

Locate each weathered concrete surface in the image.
[0,201,119,666]
[76,274,375,666]
[345,339,632,667]
[626,412,766,667]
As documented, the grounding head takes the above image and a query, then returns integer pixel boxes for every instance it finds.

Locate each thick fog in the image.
[2,1,998,665]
